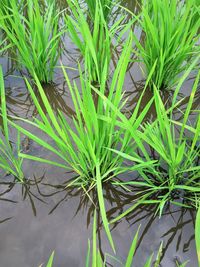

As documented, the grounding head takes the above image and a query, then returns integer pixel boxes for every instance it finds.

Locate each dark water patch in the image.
[0,173,198,266]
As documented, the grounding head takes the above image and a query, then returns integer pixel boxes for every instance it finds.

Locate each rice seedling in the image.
[65,0,129,84]
[0,66,24,182]
[10,35,154,250]
[0,0,64,83]
[65,0,109,83]
[93,57,200,221]
[132,0,200,91]
[138,74,200,215]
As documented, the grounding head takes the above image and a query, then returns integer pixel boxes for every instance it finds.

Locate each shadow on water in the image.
[124,69,200,122]
[0,172,197,266]
[0,73,77,122]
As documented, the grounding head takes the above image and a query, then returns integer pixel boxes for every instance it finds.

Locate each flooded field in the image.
[0,0,199,266]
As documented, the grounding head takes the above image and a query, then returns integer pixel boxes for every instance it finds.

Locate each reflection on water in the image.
[0,172,198,266]
[125,68,200,122]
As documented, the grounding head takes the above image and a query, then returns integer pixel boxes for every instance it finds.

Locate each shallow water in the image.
[0,172,198,267]
[0,1,199,266]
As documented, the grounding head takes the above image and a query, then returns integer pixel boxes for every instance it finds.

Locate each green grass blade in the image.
[196,205,200,266]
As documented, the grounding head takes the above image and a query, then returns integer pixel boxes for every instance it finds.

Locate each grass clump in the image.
[65,0,127,84]
[10,35,153,250]
[0,66,24,182]
[93,58,200,220]
[0,0,63,83]
[14,36,133,187]
[138,73,200,215]
[132,0,200,90]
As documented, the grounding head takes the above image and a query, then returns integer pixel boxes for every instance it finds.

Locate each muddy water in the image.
[0,1,199,267]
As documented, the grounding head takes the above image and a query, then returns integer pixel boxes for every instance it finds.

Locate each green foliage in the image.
[45,252,55,267]
[85,213,157,267]
[0,35,13,55]
[139,71,200,215]
[0,0,24,13]
[10,35,154,249]
[0,66,24,182]
[0,0,199,265]
[65,0,127,83]
[38,251,55,267]
[11,37,133,250]
[13,35,133,185]
[85,210,105,267]
[132,0,200,90]
[196,204,200,266]
[85,0,114,21]
[93,58,200,221]
[0,0,63,83]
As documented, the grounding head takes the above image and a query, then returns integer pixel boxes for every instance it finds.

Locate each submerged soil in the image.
[0,1,199,266]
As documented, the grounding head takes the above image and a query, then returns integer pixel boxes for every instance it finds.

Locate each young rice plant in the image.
[93,58,200,221]
[0,0,64,83]
[65,0,128,84]
[0,66,24,182]
[10,35,154,250]
[132,0,200,91]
